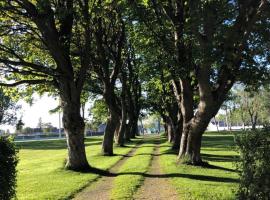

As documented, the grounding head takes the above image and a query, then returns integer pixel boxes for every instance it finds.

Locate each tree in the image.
[229,86,270,129]
[90,1,129,154]
[15,118,24,134]
[131,0,270,164]
[89,99,108,131]
[0,0,95,170]
[0,87,19,125]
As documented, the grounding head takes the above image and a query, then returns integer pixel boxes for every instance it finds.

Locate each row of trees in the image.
[0,0,269,170]
[218,85,270,130]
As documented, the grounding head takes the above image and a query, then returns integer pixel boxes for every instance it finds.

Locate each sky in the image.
[0,94,91,133]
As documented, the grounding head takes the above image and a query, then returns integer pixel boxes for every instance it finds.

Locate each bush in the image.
[0,136,18,200]
[234,131,270,200]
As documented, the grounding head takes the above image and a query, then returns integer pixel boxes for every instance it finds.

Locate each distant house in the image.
[98,123,106,132]
[207,119,228,131]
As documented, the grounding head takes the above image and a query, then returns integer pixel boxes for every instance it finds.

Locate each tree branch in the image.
[0,79,50,87]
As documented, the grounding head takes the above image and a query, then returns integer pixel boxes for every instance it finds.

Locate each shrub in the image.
[0,136,18,200]
[234,131,270,200]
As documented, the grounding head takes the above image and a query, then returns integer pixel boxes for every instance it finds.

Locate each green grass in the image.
[159,131,239,200]
[110,136,157,199]
[16,137,140,200]
[16,132,239,200]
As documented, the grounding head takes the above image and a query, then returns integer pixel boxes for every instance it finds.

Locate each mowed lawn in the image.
[160,132,239,200]
[15,132,239,200]
[16,137,139,200]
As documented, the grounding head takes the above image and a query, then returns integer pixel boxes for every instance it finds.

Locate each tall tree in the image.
[131,0,270,164]
[0,0,95,170]
[91,0,126,155]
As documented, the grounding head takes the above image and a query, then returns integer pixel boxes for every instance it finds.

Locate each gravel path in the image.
[73,143,141,200]
[73,136,179,200]
[134,138,179,200]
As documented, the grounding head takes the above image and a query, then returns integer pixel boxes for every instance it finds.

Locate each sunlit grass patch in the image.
[16,137,139,200]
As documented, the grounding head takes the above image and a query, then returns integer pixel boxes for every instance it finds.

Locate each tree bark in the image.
[102,110,119,155]
[116,70,128,146]
[167,120,174,143]
[172,111,183,150]
[116,91,127,146]
[60,83,90,171]
[102,85,121,155]
[130,116,139,138]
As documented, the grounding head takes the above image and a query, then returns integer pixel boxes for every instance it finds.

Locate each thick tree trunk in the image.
[177,67,226,165]
[178,79,195,162]
[116,111,127,146]
[114,120,121,143]
[102,110,119,155]
[102,85,121,155]
[130,115,139,138]
[178,114,209,165]
[61,97,89,171]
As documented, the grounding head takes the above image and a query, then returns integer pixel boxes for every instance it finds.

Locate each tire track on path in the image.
[73,142,142,200]
[134,136,179,200]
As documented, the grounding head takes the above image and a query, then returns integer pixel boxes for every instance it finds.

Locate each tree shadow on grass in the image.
[199,162,239,173]
[116,172,239,183]
[84,168,239,183]
[201,153,239,163]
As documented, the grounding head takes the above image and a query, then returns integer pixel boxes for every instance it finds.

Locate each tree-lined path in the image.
[74,135,179,200]
[1,1,269,199]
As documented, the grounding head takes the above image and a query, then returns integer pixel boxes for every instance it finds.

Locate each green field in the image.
[16,137,139,200]
[160,132,238,200]
[15,132,238,200]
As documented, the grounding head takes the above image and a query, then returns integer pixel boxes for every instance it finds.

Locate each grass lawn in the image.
[16,137,140,200]
[15,132,239,200]
[110,136,157,199]
[159,131,239,200]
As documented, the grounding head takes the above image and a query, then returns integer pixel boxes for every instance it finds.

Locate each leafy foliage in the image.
[234,131,270,200]
[89,99,108,130]
[0,136,18,200]
[0,87,19,125]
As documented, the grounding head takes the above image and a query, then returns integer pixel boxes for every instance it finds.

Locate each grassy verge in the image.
[16,137,140,200]
[110,136,157,199]
[159,132,239,200]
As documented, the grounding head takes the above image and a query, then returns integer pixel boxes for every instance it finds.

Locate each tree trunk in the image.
[116,108,127,146]
[172,112,183,150]
[131,118,138,138]
[164,123,168,137]
[125,122,131,141]
[177,74,224,165]
[130,115,139,138]
[167,121,174,143]
[114,120,121,143]
[178,113,210,165]
[102,110,119,155]
[61,96,89,171]
[102,85,121,155]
